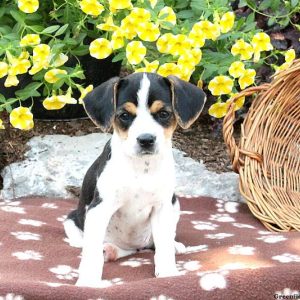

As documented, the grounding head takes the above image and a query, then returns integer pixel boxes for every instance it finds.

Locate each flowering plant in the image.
[0,0,297,130]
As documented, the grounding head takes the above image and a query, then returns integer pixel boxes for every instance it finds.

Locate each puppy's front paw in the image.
[175,241,186,254]
[76,277,103,288]
[155,267,181,278]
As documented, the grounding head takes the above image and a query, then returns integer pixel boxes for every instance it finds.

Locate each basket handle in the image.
[223,84,270,173]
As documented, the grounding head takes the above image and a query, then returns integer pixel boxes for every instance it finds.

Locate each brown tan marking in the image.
[164,116,177,139]
[123,102,137,115]
[113,121,129,140]
[150,100,165,114]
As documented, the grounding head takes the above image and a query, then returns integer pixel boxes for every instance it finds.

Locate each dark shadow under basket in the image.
[223,59,300,232]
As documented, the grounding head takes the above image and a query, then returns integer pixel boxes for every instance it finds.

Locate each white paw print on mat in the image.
[150,295,174,300]
[275,288,300,297]
[11,231,41,241]
[176,260,201,274]
[0,293,24,300]
[18,219,45,227]
[120,257,152,268]
[209,213,235,223]
[57,215,67,222]
[272,253,300,263]
[191,221,219,230]
[228,245,255,255]
[257,235,287,244]
[12,250,43,260]
[96,278,123,288]
[41,203,58,209]
[0,201,25,214]
[180,211,194,215]
[198,270,228,291]
[49,265,78,280]
[216,199,240,213]
[205,233,234,239]
[185,245,208,253]
[232,223,256,229]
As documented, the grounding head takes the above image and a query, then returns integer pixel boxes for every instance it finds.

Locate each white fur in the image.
[75,74,184,287]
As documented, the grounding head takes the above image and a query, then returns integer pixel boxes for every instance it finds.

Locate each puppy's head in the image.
[83,72,206,157]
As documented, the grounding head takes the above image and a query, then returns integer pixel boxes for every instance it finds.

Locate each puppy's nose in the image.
[137,134,156,148]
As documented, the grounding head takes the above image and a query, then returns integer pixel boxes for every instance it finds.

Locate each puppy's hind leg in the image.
[103,243,138,262]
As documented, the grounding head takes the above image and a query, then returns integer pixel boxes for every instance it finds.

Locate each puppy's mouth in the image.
[136,146,158,156]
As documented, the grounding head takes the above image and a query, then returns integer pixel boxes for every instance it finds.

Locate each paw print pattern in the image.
[176,260,202,274]
[49,265,78,280]
[191,221,219,231]
[257,235,287,244]
[96,278,123,288]
[209,214,235,223]
[198,270,228,291]
[228,245,255,255]
[272,253,300,263]
[12,250,43,260]
[57,215,68,222]
[205,233,234,239]
[0,293,24,300]
[216,199,240,213]
[232,223,256,229]
[0,201,25,214]
[120,257,152,268]
[18,219,45,227]
[150,295,174,300]
[275,288,300,296]
[41,203,58,209]
[11,232,41,241]
[185,244,208,253]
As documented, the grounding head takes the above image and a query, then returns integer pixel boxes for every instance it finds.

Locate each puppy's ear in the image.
[167,75,206,129]
[83,77,119,132]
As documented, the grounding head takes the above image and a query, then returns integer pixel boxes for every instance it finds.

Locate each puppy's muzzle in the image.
[137,133,156,154]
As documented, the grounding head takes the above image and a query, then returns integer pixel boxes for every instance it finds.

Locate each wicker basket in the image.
[223,59,300,232]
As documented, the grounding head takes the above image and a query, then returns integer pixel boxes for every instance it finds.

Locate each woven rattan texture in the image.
[223,59,300,231]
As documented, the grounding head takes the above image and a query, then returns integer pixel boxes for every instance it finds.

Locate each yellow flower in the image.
[129,7,151,24]
[79,85,93,104]
[251,32,273,52]
[135,60,159,73]
[0,62,8,78]
[120,16,137,40]
[177,53,197,71]
[190,48,202,65]
[238,69,256,90]
[97,15,118,31]
[137,22,160,42]
[0,119,4,130]
[29,62,47,75]
[228,61,245,78]
[169,34,191,56]
[157,63,180,77]
[231,39,254,60]
[158,7,176,28]
[109,0,132,10]
[126,41,146,65]
[58,90,77,104]
[43,95,66,110]
[44,69,67,84]
[111,30,125,50]
[275,62,291,73]
[5,75,19,87]
[285,49,296,63]
[208,75,234,96]
[197,79,203,89]
[89,38,112,59]
[219,12,235,33]
[20,34,41,47]
[33,44,51,63]
[188,29,205,48]
[208,102,229,118]
[10,107,34,130]
[226,94,245,111]
[177,65,194,81]
[150,0,157,8]
[18,0,39,13]
[192,21,220,40]
[9,58,31,76]
[156,33,174,54]
[52,53,69,67]
[79,0,104,16]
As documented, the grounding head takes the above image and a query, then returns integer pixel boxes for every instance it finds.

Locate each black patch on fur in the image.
[172,194,177,205]
[66,139,112,230]
[88,188,103,210]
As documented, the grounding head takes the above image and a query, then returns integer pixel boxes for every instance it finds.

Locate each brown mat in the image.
[0,196,299,300]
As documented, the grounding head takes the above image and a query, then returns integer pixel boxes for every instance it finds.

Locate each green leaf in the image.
[71,45,89,56]
[29,25,44,33]
[258,0,273,10]
[176,10,195,19]
[10,10,25,24]
[112,52,126,62]
[0,93,5,103]
[41,25,60,34]
[64,38,78,46]
[15,82,42,100]
[55,24,69,37]
[245,0,256,8]
[291,0,299,7]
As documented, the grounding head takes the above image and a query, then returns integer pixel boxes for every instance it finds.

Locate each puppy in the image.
[64,72,206,287]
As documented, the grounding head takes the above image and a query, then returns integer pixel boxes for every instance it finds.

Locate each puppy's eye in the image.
[119,112,130,121]
[157,110,170,119]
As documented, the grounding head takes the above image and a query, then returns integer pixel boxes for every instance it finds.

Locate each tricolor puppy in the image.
[64,72,206,287]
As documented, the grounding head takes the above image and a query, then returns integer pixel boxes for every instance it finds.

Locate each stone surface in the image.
[0,133,240,201]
